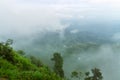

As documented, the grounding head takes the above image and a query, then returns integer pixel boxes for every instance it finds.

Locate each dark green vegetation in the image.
[84,68,103,80]
[0,39,103,80]
[71,68,103,80]
[0,40,63,80]
[51,53,64,78]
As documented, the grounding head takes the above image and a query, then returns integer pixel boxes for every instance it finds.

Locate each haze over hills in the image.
[10,23,120,80]
[1,15,120,80]
[1,0,120,80]
[1,22,120,79]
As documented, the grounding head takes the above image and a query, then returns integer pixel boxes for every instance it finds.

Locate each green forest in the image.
[0,39,103,80]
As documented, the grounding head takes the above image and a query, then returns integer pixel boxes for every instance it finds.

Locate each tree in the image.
[51,52,64,78]
[84,72,92,80]
[5,39,13,46]
[17,50,25,55]
[71,71,82,80]
[91,68,103,80]
[0,39,14,63]
[30,56,43,67]
[84,68,103,80]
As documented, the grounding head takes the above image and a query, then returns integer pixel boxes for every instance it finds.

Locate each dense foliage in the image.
[0,40,63,80]
[51,53,64,78]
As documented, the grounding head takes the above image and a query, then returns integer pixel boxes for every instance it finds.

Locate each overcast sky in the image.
[0,0,120,37]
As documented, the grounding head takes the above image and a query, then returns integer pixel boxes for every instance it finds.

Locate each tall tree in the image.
[91,68,103,80]
[51,52,64,78]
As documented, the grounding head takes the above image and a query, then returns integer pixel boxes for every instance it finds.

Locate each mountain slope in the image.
[0,40,63,80]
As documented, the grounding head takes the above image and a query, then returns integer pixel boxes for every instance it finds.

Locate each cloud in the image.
[0,0,97,38]
[89,0,120,8]
[90,0,120,4]
[70,29,79,34]
[17,0,88,5]
[0,0,69,37]
[0,0,120,38]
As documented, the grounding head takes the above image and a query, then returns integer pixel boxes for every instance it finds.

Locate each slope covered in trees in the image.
[0,39,63,80]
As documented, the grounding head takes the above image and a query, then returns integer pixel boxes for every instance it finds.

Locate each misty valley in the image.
[1,26,120,80]
[0,0,120,80]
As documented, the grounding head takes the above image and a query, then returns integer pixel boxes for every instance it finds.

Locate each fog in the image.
[64,44,120,80]
[1,0,120,80]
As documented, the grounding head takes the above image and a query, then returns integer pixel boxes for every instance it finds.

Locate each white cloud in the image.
[0,0,69,36]
[70,29,79,34]
[17,0,88,5]
[89,0,120,8]
[0,0,95,37]
[90,0,120,4]
[0,0,120,37]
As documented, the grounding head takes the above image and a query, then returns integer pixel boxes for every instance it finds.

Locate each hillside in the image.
[0,39,63,80]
